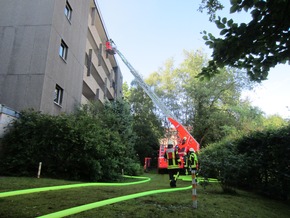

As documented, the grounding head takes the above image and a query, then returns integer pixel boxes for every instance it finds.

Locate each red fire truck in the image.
[158,118,199,173]
[106,40,200,173]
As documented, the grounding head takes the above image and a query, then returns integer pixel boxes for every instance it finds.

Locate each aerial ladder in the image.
[105,40,199,172]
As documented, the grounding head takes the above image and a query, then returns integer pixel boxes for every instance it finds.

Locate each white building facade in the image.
[0,0,123,115]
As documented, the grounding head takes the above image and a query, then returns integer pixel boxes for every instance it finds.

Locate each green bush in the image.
[199,125,290,200]
[0,101,141,182]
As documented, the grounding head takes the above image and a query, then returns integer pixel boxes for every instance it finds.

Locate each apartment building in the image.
[0,0,123,115]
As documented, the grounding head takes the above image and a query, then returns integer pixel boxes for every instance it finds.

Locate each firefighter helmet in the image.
[189,148,195,152]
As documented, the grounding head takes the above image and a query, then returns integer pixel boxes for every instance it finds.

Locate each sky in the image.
[96,0,290,119]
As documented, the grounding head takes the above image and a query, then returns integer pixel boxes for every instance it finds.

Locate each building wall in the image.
[82,1,123,104]
[41,0,90,114]
[0,0,55,112]
[0,0,123,115]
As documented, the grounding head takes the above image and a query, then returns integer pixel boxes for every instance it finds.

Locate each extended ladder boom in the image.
[107,41,199,151]
[115,49,178,121]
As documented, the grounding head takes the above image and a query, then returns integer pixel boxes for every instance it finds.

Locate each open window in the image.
[54,84,63,106]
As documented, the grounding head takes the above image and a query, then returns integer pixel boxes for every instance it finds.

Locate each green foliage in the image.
[199,0,290,81]
[190,67,253,146]
[122,82,131,101]
[146,58,181,118]
[262,114,288,129]
[220,100,265,139]
[199,124,290,200]
[127,83,164,166]
[236,126,290,200]
[0,100,142,182]
[144,50,265,147]
[199,140,247,193]
[138,49,284,149]
[198,0,224,21]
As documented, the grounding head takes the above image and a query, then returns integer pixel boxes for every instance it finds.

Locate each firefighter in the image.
[164,142,181,187]
[105,39,116,55]
[188,148,198,171]
[176,136,189,175]
[182,136,187,145]
[181,137,190,174]
[176,136,186,151]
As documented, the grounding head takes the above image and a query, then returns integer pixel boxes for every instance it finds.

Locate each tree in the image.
[182,62,254,146]
[198,0,224,21]
[199,0,290,82]
[122,81,131,101]
[126,81,164,166]
[146,58,182,119]
[93,100,141,178]
[146,50,256,147]
[262,114,288,129]
[220,100,265,139]
[0,100,142,181]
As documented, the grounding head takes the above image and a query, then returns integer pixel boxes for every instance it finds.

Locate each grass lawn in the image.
[0,171,289,218]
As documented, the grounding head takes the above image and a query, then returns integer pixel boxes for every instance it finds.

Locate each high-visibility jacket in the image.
[164,148,181,169]
[188,151,198,169]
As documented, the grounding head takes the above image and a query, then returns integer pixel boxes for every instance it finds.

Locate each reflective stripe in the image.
[168,165,180,169]
[173,171,180,181]
[165,148,180,169]
[189,152,198,168]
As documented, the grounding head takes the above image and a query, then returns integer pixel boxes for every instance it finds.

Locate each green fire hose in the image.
[0,175,217,217]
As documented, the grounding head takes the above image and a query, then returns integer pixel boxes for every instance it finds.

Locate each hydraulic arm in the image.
[106,40,199,152]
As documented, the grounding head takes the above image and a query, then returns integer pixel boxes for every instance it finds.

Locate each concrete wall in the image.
[0,0,90,115]
[0,0,122,115]
[41,0,90,114]
[0,0,55,112]
[82,2,123,104]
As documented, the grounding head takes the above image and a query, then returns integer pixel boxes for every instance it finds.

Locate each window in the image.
[98,44,102,66]
[87,49,92,76]
[54,85,63,105]
[95,88,100,100]
[110,69,114,87]
[64,1,72,21]
[59,40,68,61]
[104,78,107,99]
